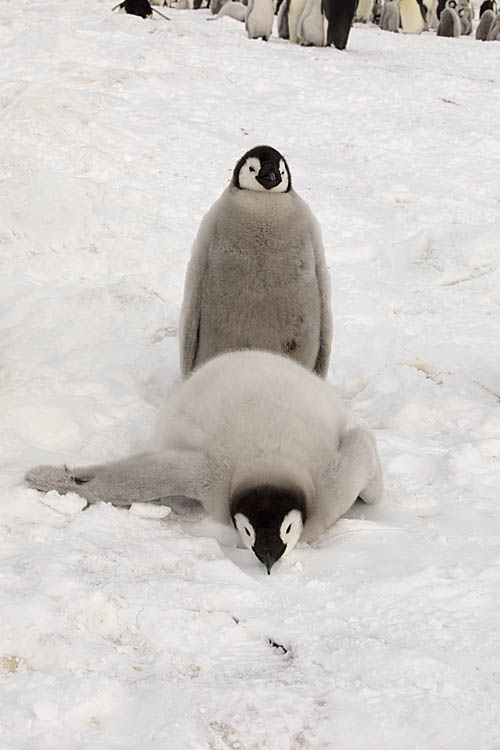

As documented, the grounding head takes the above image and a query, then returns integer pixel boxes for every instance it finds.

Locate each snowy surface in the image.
[1,0,500,747]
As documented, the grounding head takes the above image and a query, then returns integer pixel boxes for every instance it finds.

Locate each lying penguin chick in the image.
[179,145,332,379]
[437,4,460,34]
[25,350,384,574]
[380,0,400,31]
[487,10,500,36]
[476,7,494,35]
[207,1,247,19]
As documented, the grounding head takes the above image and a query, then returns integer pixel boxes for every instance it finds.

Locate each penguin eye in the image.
[249,167,256,173]
[286,524,292,534]
[245,527,251,536]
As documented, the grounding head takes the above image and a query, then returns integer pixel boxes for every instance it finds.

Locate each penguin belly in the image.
[246,0,274,37]
[288,0,309,41]
[399,0,425,32]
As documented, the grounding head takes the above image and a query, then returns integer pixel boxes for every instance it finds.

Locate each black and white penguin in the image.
[25,351,384,574]
[479,0,496,14]
[321,0,357,48]
[297,0,327,44]
[437,0,460,34]
[245,0,274,37]
[288,0,309,41]
[399,0,425,32]
[179,145,333,379]
[380,0,400,30]
[476,7,494,35]
[115,0,153,17]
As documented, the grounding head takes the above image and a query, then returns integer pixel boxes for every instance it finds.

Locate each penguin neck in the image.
[230,455,314,501]
[226,184,294,215]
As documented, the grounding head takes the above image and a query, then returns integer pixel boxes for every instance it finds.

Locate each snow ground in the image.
[1,1,500,747]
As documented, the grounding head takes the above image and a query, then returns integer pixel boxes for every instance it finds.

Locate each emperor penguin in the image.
[487,10,500,36]
[426,0,439,27]
[380,0,400,30]
[245,0,274,38]
[115,0,153,17]
[355,0,375,22]
[479,0,496,14]
[437,1,460,33]
[25,351,384,575]
[208,1,247,19]
[476,7,494,35]
[179,145,333,379]
[288,0,309,41]
[399,0,426,32]
[322,0,358,48]
[277,0,291,36]
[297,0,327,44]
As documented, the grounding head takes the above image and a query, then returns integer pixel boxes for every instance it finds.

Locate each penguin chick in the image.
[297,0,326,45]
[179,145,333,379]
[208,1,247,19]
[25,351,384,574]
[371,0,383,23]
[487,10,500,36]
[437,4,460,34]
[245,0,274,38]
[476,7,494,35]
[380,0,400,30]
[457,3,472,32]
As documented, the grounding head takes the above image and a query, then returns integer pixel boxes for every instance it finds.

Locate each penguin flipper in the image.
[25,450,208,506]
[179,238,210,379]
[311,218,333,378]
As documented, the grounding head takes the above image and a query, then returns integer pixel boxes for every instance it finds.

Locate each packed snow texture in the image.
[1,1,500,748]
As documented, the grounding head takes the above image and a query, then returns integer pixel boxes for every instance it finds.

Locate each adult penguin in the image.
[25,351,384,574]
[179,145,333,379]
[321,0,357,49]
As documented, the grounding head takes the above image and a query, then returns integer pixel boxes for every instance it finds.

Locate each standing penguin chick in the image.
[380,0,400,30]
[371,0,383,22]
[297,0,327,44]
[322,0,358,48]
[487,10,500,36]
[437,3,460,34]
[458,3,472,32]
[25,351,384,574]
[476,7,494,35]
[179,145,333,379]
[246,0,274,38]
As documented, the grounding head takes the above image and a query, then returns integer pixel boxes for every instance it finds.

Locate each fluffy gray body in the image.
[437,5,460,33]
[277,0,291,36]
[245,0,274,38]
[25,350,383,550]
[209,1,247,19]
[380,0,400,30]
[476,7,494,35]
[211,0,230,12]
[487,10,500,36]
[458,3,472,31]
[297,0,326,44]
[180,163,332,379]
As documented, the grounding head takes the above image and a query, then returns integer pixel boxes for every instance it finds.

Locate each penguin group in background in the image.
[25,350,384,574]
[322,0,358,48]
[380,0,400,30]
[297,0,327,44]
[437,0,460,34]
[245,0,274,38]
[208,1,247,19]
[179,145,333,379]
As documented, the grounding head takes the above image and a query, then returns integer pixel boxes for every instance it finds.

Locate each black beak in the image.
[262,551,274,575]
[256,161,282,190]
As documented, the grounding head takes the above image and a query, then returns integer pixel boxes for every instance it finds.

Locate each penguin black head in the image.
[230,484,306,574]
[232,145,292,194]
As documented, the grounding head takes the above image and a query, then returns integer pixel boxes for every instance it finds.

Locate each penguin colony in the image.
[112,0,500,46]
[25,146,384,574]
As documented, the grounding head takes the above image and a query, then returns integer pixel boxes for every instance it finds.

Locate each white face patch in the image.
[234,513,256,551]
[238,157,289,193]
[279,510,303,557]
